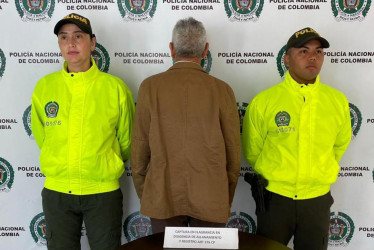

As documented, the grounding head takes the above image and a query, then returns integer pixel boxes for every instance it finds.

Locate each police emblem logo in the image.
[276,45,288,78]
[15,0,55,22]
[27,0,43,10]
[226,212,257,233]
[237,102,249,134]
[23,105,33,138]
[123,211,152,242]
[0,157,15,193]
[44,101,59,118]
[92,43,110,73]
[328,211,355,247]
[0,48,6,80]
[331,0,371,21]
[201,50,213,73]
[344,0,360,9]
[275,111,290,127]
[130,0,146,10]
[117,0,157,22]
[30,212,47,246]
[349,103,362,139]
[237,0,252,11]
[224,0,264,22]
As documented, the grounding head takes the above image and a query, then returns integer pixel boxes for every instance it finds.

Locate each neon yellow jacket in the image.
[31,60,135,195]
[242,71,351,199]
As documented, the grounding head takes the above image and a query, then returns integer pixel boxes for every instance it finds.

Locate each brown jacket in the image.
[131,62,241,223]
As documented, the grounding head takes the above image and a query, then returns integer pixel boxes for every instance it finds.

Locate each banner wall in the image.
[0,1,373,249]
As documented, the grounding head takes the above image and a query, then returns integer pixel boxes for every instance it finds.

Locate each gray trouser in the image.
[42,188,123,250]
[256,191,333,250]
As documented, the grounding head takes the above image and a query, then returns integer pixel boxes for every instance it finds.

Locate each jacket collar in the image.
[62,58,99,81]
[284,70,321,93]
[168,61,206,73]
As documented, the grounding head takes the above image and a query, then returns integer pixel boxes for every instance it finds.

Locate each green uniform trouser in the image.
[42,188,123,250]
[256,191,334,250]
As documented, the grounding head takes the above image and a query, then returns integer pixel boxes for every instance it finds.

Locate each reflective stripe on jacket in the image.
[242,71,351,199]
[31,60,135,195]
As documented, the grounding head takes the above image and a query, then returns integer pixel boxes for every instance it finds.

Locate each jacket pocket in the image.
[39,140,66,178]
[83,149,125,182]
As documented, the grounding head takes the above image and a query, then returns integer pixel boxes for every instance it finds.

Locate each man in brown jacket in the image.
[131,17,241,233]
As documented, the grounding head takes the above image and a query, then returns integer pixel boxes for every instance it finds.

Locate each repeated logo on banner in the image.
[329,211,355,247]
[4,0,374,22]
[15,0,55,21]
[0,157,15,193]
[0,48,5,80]
[123,211,152,242]
[22,105,32,138]
[118,0,157,21]
[29,212,47,246]
[331,0,372,21]
[277,45,288,78]
[93,43,110,73]
[201,50,212,73]
[350,103,362,139]
[224,0,264,22]
[226,212,257,233]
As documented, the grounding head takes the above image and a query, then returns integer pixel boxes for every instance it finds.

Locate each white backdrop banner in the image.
[0,1,373,249]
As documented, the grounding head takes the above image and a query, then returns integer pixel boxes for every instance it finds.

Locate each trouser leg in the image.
[293,192,333,250]
[256,191,295,246]
[82,189,123,250]
[42,188,83,250]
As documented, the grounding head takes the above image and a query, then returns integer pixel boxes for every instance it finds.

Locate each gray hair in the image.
[172,17,207,58]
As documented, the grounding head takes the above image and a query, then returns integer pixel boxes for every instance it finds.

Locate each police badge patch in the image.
[276,45,288,78]
[0,48,6,80]
[331,0,372,22]
[92,43,110,73]
[275,111,291,127]
[30,212,47,246]
[0,157,15,193]
[226,212,257,233]
[15,0,55,22]
[224,0,264,22]
[123,211,152,242]
[117,0,157,22]
[329,211,355,247]
[44,102,59,118]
